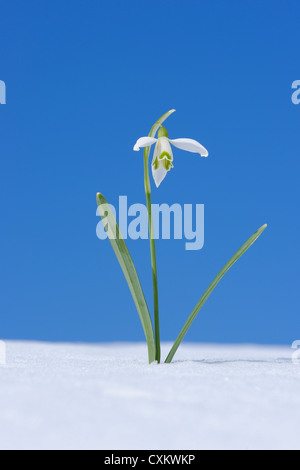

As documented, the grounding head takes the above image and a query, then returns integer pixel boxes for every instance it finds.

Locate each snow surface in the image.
[0,341,299,450]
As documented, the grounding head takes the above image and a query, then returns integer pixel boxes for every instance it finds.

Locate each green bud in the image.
[157,126,169,138]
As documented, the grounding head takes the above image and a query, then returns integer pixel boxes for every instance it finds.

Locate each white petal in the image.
[151,138,173,188]
[133,136,157,151]
[151,139,159,164]
[158,137,173,161]
[169,138,209,157]
[152,165,168,188]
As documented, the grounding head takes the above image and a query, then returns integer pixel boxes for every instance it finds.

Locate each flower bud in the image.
[157,126,169,138]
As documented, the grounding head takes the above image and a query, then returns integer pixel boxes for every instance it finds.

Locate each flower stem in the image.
[144,149,160,363]
[142,110,176,363]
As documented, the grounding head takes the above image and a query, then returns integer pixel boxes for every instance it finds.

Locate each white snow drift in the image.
[0,341,299,450]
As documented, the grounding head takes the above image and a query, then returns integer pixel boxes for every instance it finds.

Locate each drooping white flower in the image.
[134,126,208,187]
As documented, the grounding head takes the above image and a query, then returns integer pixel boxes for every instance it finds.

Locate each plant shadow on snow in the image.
[171,358,291,365]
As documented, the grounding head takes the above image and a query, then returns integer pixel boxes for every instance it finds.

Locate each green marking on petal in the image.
[159,151,172,161]
[153,157,160,170]
[162,158,174,171]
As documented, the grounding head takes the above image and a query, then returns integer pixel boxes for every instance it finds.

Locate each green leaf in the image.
[96,192,156,363]
[165,224,268,363]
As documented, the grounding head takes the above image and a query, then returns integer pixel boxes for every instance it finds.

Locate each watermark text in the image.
[96,196,204,251]
[292,340,300,365]
[291,80,300,105]
[0,80,6,104]
[0,341,6,365]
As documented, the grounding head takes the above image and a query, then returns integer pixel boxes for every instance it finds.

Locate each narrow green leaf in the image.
[165,224,268,363]
[149,109,176,140]
[96,192,156,363]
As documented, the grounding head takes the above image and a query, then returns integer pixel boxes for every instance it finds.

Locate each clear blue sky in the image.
[0,0,299,345]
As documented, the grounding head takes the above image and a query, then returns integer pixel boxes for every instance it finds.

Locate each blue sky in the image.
[0,0,299,346]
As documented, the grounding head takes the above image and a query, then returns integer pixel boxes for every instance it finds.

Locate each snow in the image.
[0,341,299,450]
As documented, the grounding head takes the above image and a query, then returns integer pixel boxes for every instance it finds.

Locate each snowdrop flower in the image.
[134,126,208,187]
